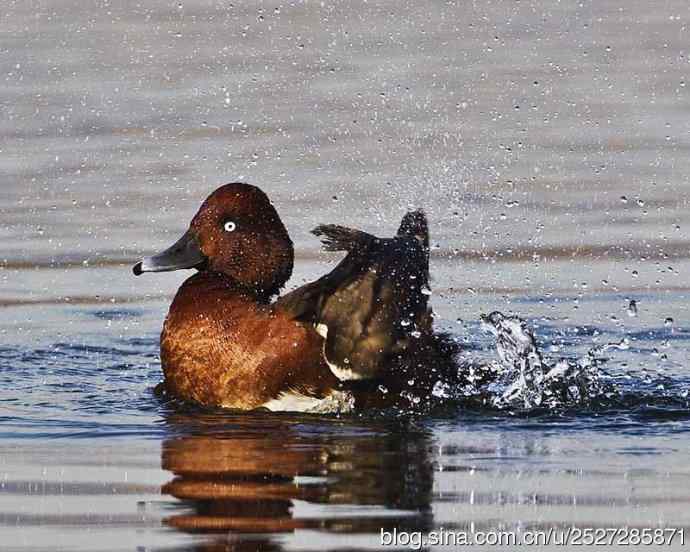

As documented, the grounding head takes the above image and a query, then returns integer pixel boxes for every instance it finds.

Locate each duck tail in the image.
[311,224,376,252]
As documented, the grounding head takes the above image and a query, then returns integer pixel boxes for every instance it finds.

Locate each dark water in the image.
[2,292,690,550]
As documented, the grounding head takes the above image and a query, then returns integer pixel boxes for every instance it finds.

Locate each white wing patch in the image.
[314,323,364,381]
[262,389,355,414]
[325,360,364,381]
[315,323,329,338]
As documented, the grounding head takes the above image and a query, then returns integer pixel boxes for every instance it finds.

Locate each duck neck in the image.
[194,270,276,303]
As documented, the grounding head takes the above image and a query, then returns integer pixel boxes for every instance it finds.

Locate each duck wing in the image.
[277,224,377,321]
[278,211,433,381]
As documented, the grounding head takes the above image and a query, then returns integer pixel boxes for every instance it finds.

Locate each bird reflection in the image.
[160,410,434,551]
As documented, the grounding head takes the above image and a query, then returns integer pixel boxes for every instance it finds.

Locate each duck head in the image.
[133,183,294,300]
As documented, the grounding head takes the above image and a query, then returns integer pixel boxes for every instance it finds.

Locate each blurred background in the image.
[3,0,689,337]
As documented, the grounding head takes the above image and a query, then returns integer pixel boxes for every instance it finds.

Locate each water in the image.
[3,293,690,550]
[3,0,690,550]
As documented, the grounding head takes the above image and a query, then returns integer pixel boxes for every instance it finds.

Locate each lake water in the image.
[2,0,690,550]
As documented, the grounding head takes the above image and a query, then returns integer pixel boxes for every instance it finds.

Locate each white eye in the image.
[223,221,237,232]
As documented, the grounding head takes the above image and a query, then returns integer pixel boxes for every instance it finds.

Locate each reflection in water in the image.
[160,411,434,550]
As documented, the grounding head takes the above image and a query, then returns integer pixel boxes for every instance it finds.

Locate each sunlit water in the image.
[3,0,690,550]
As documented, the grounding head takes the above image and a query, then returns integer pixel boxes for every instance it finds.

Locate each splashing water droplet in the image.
[479,311,616,410]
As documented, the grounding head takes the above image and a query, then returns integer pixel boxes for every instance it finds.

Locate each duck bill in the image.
[133,230,206,275]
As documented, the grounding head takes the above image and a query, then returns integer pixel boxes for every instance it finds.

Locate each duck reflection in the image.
[160,410,434,550]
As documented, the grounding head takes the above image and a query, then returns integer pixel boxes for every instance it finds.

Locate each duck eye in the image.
[223,221,237,232]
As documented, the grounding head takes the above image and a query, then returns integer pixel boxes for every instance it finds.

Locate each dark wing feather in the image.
[276,225,378,321]
[278,212,434,381]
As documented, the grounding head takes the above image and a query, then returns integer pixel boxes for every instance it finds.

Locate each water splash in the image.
[478,311,618,410]
[2,312,688,422]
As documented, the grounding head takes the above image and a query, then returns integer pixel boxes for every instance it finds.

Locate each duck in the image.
[133,182,461,411]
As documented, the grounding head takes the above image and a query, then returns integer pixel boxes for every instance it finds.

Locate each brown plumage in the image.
[161,272,338,409]
[133,182,464,412]
[135,183,339,409]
